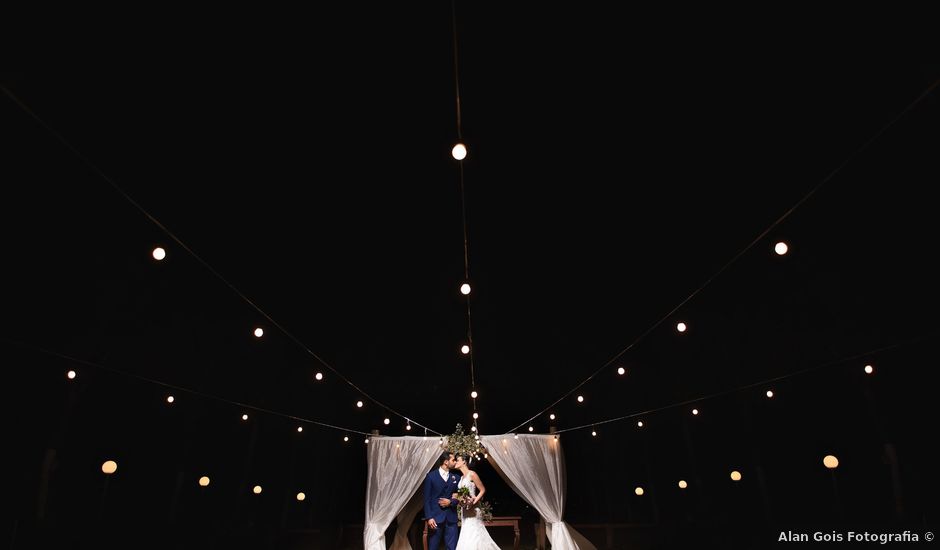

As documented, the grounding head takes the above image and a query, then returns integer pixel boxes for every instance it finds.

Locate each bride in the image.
[453,453,500,550]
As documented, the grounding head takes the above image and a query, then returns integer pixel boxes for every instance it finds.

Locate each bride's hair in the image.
[456,452,471,465]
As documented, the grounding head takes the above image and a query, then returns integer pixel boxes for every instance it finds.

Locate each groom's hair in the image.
[438,451,453,466]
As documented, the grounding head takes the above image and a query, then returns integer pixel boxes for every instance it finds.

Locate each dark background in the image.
[3,6,938,549]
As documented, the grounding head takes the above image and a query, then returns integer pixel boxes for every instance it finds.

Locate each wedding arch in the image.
[364,434,596,550]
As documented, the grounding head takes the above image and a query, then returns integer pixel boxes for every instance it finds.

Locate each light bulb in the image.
[452,143,467,160]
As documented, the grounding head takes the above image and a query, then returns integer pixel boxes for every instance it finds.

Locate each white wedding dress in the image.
[455,473,500,550]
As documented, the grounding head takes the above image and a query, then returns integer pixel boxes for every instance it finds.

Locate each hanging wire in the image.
[6,339,377,436]
[450,0,479,434]
[0,84,444,437]
[503,77,940,435]
[549,333,933,435]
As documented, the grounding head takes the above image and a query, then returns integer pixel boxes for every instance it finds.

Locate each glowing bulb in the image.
[101,460,117,475]
[634,487,644,496]
[356,401,363,408]
[472,413,478,419]
[365,438,370,444]
[343,436,349,442]
[514,435,519,439]
[470,425,477,432]
[152,247,166,260]
[528,426,533,432]
[730,471,742,481]
[406,424,412,431]
[577,395,584,403]
[823,455,839,469]
[591,430,597,437]
[461,345,470,355]
[253,327,264,338]
[297,426,303,432]
[452,143,467,160]
[241,414,248,421]
[617,367,625,375]
[864,364,874,374]
[678,480,688,489]
[471,391,478,399]
[199,476,210,487]
[296,492,306,501]
[766,390,774,398]
[383,418,390,425]
[166,396,175,404]
[474,434,479,440]
[549,414,556,420]
[676,322,687,333]
[692,408,699,416]
[637,421,644,428]
[315,372,323,381]
[253,485,262,494]
[460,283,471,295]
[67,370,76,379]
[774,242,788,255]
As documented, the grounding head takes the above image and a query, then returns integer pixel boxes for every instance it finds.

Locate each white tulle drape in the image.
[364,437,440,550]
[480,434,596,550]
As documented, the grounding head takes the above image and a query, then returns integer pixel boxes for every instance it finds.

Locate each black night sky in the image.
[3,8,939,549]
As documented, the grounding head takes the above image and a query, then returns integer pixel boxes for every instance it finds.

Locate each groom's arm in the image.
[422,474,435,524]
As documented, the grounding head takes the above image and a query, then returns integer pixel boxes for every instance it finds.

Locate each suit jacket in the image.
[423,469,461,524]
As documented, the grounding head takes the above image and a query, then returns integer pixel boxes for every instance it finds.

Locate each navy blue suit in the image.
[424,469,461,550]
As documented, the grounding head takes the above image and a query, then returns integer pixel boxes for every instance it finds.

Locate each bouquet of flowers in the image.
[455,486,494,524]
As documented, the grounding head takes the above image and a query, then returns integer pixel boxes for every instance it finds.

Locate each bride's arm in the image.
[471,471,486,505]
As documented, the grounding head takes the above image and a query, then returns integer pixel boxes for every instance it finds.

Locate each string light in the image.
[528,426,534,432]
[152,247,166,260]
[676,322,687,333]
[461,345,470,355]
[864,364,874,374]
[253,327,264,338]
[591,430,597,437]
[766,390,774,398]
[315,372,323,381]
[253,485,262,494]
[241,414,248,421]
[471,391,478,399]
[549,414,555,420]
[617,367,625,375]
[774,241,789,255]
[101,460,118,475]
[470,425,476,432]
[514,435,519,439]
[365,438,370,444]
[383,418,390,425]
[730,471,742,481]
[692,408,699,416]
[472,413,478,419]
[577,395,584,403]
[823,455,839,469]
[356,401,363,408]
[166,395,175,404]
[460,283,471,295]
[67,370,76,379]
[297,426,303,433]
[634,487,644,496]
[406,421,412,431]
[678,480,688,489]
[452,143,468,160]
[199,476,210,487]
[637,421,644,428]
[343,436,349,442]
[296,492,306,501]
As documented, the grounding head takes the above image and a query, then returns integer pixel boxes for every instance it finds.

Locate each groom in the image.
[424,451,461,550]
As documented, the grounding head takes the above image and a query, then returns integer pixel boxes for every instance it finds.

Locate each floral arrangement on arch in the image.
[444,423,482,459]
